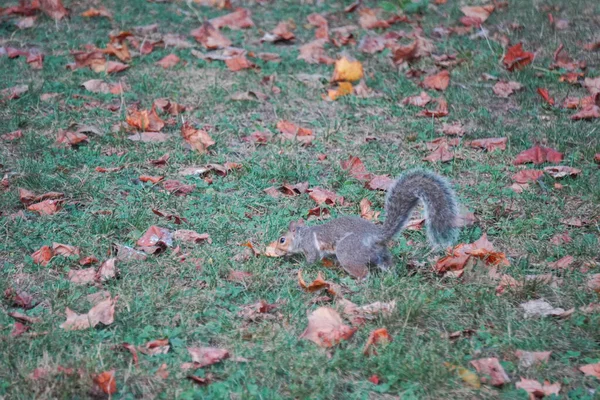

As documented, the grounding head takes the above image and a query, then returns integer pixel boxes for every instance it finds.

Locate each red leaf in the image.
[513,145,563,165]
[422,70,450,91]
[537,88,555,105]
[512,169,544,183]
[363,328,393,355]
[209,8,254,29]
[503,43,534,71]
[93,370,117,395]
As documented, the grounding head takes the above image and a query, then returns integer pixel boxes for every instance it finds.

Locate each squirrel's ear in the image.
[288,219,305,232]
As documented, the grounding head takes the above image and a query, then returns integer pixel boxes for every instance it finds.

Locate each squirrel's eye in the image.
[279,237,286,244]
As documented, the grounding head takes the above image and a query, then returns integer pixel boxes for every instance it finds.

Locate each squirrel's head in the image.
[275,219,305,254]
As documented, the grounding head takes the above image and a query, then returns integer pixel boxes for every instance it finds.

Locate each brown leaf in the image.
[114,244,147,261]
[417,97,449,118]
[423,70,450,91]
[81,7,112,19]
[520,299,569,318]
[92,370,117,395]
[1,84,29,100]
[52,243,80,257]
[11,321,30,337]
[340,156,373,181]
[149,153,170,166]
[209,8,254,29]
[358,35,386,54]
[55,130,89,147]
[543,166,581,178]
[423,143,453,163]
[128,132,169,142]
[136,226,173,254]
[227,270,253,282]
[103,42,131,63]
[1,130,23,141]
[190,22,232,50]
[276,120,314,144]
[402,91,432,107]
[470,358,510,387]
[493,81,523,97]
[185,347,230,368]
[503,43,534,71]
[173,230,211,244]
[359,198,380,221]
[467,137,507,152]
[571,105,600,120]
[27,199,62,215]
[181,122,215,154]
[32,245,54,266]
[153,99,186,115]
[435,234,509,274]
[358,8,406,29]
[515,350,552,368]
[516,378,561,398]
[298,271,336,294]
[366,175,395,191]
[155,363,169,379]
[162,180,195,196]
[460,5,494,24]
[67,268,97,285]
[298,39,335,65]
[307,13,329,40]
[537,88,555,105]
[105,61,129,74]
[300,307,357,348]
[156,54,180,69]
[587,274,600,293]
[39,0,69,20]
[4,288,34,309]
[513,145,563,165]
[8,311,42,324]
[363,328,393,355]
[138,339,170,356]
[139,175,164,184]
[60,296,116,330]
[512,169,544,184]
[98,258,118,282]
[225,55,256,72]
[579,362,600,378]
[308,187,344,205]
[126,107,165,132]
[262,21,295,43]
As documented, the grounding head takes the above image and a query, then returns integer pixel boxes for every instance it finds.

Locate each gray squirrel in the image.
[274,170,459,278]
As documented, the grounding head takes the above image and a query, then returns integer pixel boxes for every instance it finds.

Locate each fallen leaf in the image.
[587,274,600,293]
[308,187,344,205]
[402,91,432,107]
[60,296,116,330]
[363,328,393,355]
[359,198,380,221]
[98,258,118,282]
[228,270,253,282]
[114,244,147,261]
[520,299,568,318]
[340,156,373,181]
[8,312,41,324]
[513,145,563,165]
[493,80,523,97]
[461,5,494,24]
[93,370,117,395]
[326,82,354,101]
[138,339,170,356]
[261,21,295,43]
[185,347,230,368]
[156,54,180,69]
[503,43,534,71]
[52,243,80,257]
[298,39,335,65]
[55,130,89,147]
[579,363,600,378]
[338,298,396,325]
[423,70,450,91]
[137,226,173,254]
[297,271,336,294]
[4,288,34,309]
[470,358,510,387]
[445,363,482,389]
[466,137,507,152]
[276,120,314,145]
[331,57,364,83]
[1,84,29,100]
[11,321,30,337]
[67,268,97,285]
[515,350,552,368]
[153,99,186,115]
[417,97,449,118]
[209,8,254,29]
[423,143,453,163]
[551,43,584,71]
[39,0,69,20]
[571,105,600,120]
[435,234,509,274]
[537,88,555,105]
[126,107,165,132]
[515,378,561,398]
[127,132,169,142]
[190,22,232,49]
[173,230,211,244]
[366,175,395,191]
[162,180,195,196]
[368,375,380,385]
[155,363,169,379]
[103,42,131,63]
[32,245,54,266]
[307,13,329,40]
[300,307,356,348]
[81,7,112,19]
[106,61,129,74]
[543,166,581,178]
[149,153,169,166]
[1,130,23,141]
[225,55,256,72]
[139,175,164,184]
[358,8,406,29]
[27,200,62,215]
[512,169,544,184]
[230,90,268,101]
[181,122,215,154]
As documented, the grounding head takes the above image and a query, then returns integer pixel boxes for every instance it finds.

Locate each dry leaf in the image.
[470,358,510,387]
[544,166,581,178]
[225,55,256,72]
[402,92,432,107]
[298,39,335,65]
[520,299,568,318]
[423,143,453,163]
[139,339,170,356]
[181,122,215,154]
[308,188,344,205]
[579,362,600,378]
[127,132,169,143]
[512,169,544,184]
[571,105,600,120]
[156,54,180,69]
[467,137,507,152]
[340,156,373,181]
[126,107,165,132]
[326,82,353,101]
[359,198,380,221]
[417,97,449,118]
[32,245,54,266]
[363,328,393,355]
[227,270,253,282]
[55,130,89,147]
[162,180,195,196]
[81,7,112,19]
[261,21,295,43]
[513,145,563,165]
[93,370,117,395]
[503,43,534,71]
[185,347,230,368]
[515,378,561,398]
[515,350,552,368]
[461,5,494,24]
[60,297,116,330]
[68,268,97,285]
[190,22,232,49]
[331,57,364,83]
[39,0,69,20]
[300,307,357,348]
[537,88,555,105]
[276,120,314,144]
[423,70,450,91]
[27,199,62,215]
[493,81,523,97]
[366,175,394,191]
[209,8,254,29]
[173,230,211,244]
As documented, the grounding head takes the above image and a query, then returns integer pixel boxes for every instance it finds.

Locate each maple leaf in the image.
[308,187,344,206]
[493,81,523,97]
[209,8,254,29]
[190,21,232,49]
[516,378,561,398]
[39,0,68,20]
[331,57,364,82]
[300,307,356,348]
[27,199,62,215]
[466,137,507,152]
[402,91,432,107]
[103,41,131,63]
[503,43,534,71]
[93,370,117,395]
[435,234,509,275]
[156,54,180,69]
[423,143,453,163]
[470,358,510,387]
[363,328,393,356]
[276,120,314,144]
[422,70,450,91]
[513,145,563,165]
[181,122,215,153]
[537,88,555,105]
[298,271,338,295]
[298,39,335,65]
[60,296,116,331]
[512,169,544,184]
[326,82,354,101]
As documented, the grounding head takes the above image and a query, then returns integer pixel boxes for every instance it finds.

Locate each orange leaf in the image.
[276,120,314,144]
[298,270,331,293]
[422,70,450,91]
[27,199,62,215]
[515,378,561,398]
[39,0,68,20]
[298,39,335,65]
[31,245,54,266]
[156,54,180,69]
[209,8,254,29]
[537,88,555,105]
[225,55,255,72]
[402,91,432,107]
[93,370,117,395]
[417,97,449,118]
[181,122,215,154]
[503,43,534,71]
[363,328,393,355]
[307,187,344,205]
[300,307,356,348]
[340,155,373,181]
[331,57,364,83]
[512,169,544,183]
[513,145,563,165]
[470,358,510,387]
[81,7,112,19]
[327,82,353,100]
[466,137,507,152]
[190,22,232,50]
[139,175,164,184]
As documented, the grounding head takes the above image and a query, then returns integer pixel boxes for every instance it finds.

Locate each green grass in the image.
[1,0,600,398]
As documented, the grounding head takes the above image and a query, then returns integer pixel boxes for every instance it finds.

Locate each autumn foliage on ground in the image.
[0,0,599,398]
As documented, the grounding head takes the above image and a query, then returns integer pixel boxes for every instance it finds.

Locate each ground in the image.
[1,0,599,398]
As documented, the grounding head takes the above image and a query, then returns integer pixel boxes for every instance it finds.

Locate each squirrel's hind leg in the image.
[335,234,370,279]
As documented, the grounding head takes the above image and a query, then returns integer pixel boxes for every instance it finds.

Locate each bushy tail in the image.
[380,169,458,248]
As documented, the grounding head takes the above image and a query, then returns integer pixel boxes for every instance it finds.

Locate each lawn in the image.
[1,0,599,398]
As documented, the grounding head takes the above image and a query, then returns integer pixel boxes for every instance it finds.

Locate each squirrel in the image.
[274,170,459,279]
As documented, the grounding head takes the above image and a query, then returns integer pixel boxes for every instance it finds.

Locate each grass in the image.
[1,0,600,398]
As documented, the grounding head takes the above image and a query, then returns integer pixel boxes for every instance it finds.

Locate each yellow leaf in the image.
[444,363,481,389]
[327,82,354,100]
[332,57,364,83]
